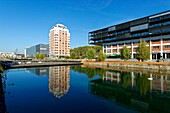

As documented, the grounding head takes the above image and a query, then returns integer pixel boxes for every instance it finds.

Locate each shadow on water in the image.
[71,66,170,113]
[0,64,7,113]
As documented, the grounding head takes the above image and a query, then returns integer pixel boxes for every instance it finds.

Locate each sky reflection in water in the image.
[2,66,170,113]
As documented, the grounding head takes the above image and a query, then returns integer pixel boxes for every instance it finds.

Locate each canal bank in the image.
[0,60,82,69]
[82,60,170,75]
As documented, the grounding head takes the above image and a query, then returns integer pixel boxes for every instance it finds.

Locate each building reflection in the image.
[89,70,170,113]
[49,66,70,98]
[103,71,170,94]
[26,67,49,76]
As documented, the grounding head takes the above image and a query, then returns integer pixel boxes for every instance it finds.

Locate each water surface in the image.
[1,66,170,113]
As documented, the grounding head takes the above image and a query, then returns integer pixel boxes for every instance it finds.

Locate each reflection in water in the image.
[103,71,170,95]
[88,70,170,113]
[26,67,49,76]
[49,66,70,98]
[0,73,7,113]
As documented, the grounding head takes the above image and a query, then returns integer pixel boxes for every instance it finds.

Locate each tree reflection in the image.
[136,74,150,96]
[120,72,131,88]
[71,66,170,113]
[71,66,106,79]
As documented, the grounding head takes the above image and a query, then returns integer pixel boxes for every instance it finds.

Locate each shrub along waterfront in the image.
[70,46,105,60]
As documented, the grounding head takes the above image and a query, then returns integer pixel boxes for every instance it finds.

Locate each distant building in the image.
[25,44,49,58]
[49,24,70,58]
[0,52,15,58]
[89,10,170,60]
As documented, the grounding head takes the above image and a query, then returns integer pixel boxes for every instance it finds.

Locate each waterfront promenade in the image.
[0,60,82,69]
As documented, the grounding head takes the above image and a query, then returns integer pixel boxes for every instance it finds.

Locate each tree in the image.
[136,40,150,62]
[120,46,131,60]
[70,51,76,59]
[39,53,44,59]
[70,46,102,59]
[87,49,96,59]
[97,50,106,61]
[36,53,39,59]
[74,56,80,59]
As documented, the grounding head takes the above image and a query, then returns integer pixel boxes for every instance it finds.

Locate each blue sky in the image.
[0,0,170,53]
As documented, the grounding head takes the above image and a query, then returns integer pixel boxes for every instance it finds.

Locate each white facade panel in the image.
[130,24,148,32]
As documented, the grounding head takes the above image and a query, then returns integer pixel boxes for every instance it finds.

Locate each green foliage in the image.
[74,56,80,59]
[71,66,106,79]
[64,56,70,59]
[70,46,102,59]
[0,64,4,72]
[36,53,39,59]
[136,40,150,62]
[121,72,131,88]
[137,74,150,96]
[58,56,62,59]
[87,49,96,59]
[120,46,131,60]
[97,50,106,61]
[70,51,76,59]
[39,53,45,59]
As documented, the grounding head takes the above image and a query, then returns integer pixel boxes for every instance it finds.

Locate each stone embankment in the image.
[82,60,170,75]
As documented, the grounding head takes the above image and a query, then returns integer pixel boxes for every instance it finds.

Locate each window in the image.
[134,47,138,51]
[149,23,161,28]
[133,41,139,44]
[162,28,170,33]
[151,30,161,34]
[152,39,159,42]
[162,21,170,26]
[165,45,170,48]
[119,43,124,46]
[164,39,170,42]
[112,49,117,52]
[107,49,111,53]
[107,45,111,48]
[153,46,159,49]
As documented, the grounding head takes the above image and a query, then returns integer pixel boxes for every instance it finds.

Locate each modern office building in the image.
[49,24,70,58]
[88,10,170,60]
[49,66,70,98]
[25,44,49,58]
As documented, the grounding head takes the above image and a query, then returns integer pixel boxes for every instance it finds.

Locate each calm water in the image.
[1,66,170,113]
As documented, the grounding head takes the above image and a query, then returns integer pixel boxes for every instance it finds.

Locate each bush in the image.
[75,56,80,59]
[64,56,70,59]
[87,49,96,59]
[97,50,106,61]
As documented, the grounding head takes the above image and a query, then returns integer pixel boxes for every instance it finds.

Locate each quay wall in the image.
[82,61,170,75]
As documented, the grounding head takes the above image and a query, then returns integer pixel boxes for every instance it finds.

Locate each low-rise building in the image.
[25,44,49,58]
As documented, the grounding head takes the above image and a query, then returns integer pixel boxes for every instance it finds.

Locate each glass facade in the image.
[89,10,170,45]
[26,44,49,58]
